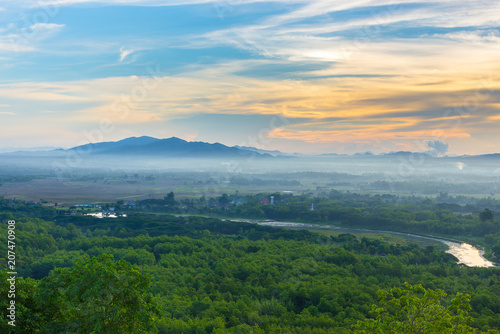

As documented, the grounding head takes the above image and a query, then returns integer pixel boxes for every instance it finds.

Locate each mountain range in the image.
[62,136,274,159]
[2,136,500,160]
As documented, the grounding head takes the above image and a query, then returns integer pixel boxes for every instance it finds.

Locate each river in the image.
[86,212,127,218]
[242,220,497,268]
[443,242,495,268]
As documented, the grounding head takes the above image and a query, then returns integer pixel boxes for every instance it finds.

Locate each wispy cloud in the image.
[0,35,35,52]
[28,23,65,32]
[9,0,226,7]
[1,63,498,153]
[193,1,500,64]
[119,47,134,63]
[433,30,500,44]
[0,22,65,53]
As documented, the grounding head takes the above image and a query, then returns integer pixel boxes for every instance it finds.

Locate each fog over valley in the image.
[2,0,500,332]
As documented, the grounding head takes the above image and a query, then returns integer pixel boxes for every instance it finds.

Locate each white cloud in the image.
[9,0,222,7]
[0,23,64,53]
[433,30,500,44]
[191,1,500,63]
[0,82,94,102]
[0,111,15,115]
[0,39,35,52]
[0,104,11,107]
[119,47,134,62]
[28,23,65,32]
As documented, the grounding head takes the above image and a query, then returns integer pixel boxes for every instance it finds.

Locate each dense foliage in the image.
[1,201,500,333]
[355,283,494,334]
[128,191,500,259]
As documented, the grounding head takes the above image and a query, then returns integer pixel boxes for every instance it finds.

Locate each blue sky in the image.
[0,0,499,154]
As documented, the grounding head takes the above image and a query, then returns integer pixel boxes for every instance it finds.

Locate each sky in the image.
[0,0,499,155]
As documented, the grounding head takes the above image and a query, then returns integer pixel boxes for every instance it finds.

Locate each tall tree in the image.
[480,208,494,222]
[164,191,176,206]
[354,282,491,334]
[0,271,40,334]
[36,254,159,334]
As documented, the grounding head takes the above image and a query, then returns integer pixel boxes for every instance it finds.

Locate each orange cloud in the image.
[269,126,471,143]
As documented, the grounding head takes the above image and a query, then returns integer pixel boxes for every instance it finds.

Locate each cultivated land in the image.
[0,175,304,204]
[1,169,500,205]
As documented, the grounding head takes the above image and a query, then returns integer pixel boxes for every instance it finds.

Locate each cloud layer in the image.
[0,0,499,154]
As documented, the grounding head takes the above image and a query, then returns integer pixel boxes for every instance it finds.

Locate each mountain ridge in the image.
[1,136,500,159]
[65,136,273,159]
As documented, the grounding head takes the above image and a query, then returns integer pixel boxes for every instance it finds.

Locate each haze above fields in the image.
[1,136,500,206]
[2,136,500,176]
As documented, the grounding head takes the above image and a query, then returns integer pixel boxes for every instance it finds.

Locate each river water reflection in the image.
[86,212,127,218]
[248,220,497,268]
[443,242,495,267]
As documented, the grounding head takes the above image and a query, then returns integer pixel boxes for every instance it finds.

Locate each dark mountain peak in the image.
[161,137,188,144]
[68,136,161,154]
[64,136,272,159]
[234,145,285,156]
[120,136,160,144]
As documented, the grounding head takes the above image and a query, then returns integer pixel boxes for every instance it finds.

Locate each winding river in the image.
[242,220,497,268]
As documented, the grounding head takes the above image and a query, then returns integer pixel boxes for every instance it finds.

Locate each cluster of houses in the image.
[74,204,102,209]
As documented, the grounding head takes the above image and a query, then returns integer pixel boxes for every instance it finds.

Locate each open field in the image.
[0,175,305,205]
[1,168,500,205]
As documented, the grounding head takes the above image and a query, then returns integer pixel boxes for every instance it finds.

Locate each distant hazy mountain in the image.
[233,145,286,156]
[451,153,500,162]
[470,153,500,159]
[379,152,500,160]
[65,136,272,158]
[0,146,62,154]
[319,153,342,156]
[381,151,433,157]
